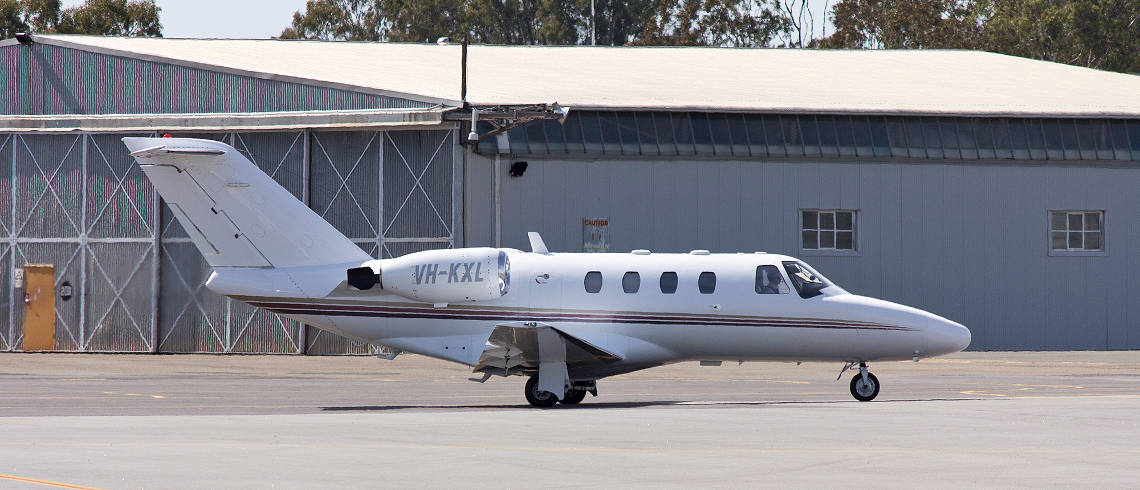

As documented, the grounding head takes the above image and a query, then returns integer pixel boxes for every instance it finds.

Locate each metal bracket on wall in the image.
[448,103,570,143]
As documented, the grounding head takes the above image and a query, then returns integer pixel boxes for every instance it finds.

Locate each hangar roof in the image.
[11,34,1140,118]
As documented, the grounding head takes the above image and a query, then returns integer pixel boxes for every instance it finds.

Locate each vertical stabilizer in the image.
[124,137,370,269]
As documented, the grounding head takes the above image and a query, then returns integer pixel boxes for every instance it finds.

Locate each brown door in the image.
[22,264,55,351]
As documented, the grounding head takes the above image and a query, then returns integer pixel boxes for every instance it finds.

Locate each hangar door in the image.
[0,128,460,353]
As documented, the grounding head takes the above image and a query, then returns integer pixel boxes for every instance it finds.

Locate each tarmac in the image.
[1,351,1139,489]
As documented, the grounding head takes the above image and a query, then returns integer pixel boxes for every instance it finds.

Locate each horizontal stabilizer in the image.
[129,145,226,157]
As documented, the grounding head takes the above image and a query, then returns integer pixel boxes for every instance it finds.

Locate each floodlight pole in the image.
[461,37,468,107]
[590,0,596,46]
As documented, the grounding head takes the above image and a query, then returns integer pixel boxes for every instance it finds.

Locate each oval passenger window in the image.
[698,272,716,294]
[659,272,678,294]
[584,271,602,293]
[622,272,640,293]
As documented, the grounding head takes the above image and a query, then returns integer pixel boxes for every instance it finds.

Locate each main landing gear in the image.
[524,375,596,408]
[840,361,880,402]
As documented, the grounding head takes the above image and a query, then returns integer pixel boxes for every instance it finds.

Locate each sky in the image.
[62,0,831,41]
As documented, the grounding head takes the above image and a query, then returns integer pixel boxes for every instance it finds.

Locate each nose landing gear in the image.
[840,361,880,401]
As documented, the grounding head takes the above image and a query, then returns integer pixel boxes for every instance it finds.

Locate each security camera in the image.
[467,130,479,142]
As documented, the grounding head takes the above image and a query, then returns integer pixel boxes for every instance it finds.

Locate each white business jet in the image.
[124,137,970,407]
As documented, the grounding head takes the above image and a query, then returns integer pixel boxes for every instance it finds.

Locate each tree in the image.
[818,0,1138,72]
[1,0,60,38]
[274,0,1138,74]
[981,0,1140,73]
[279,0,379,41]
[772,0,828,47]
[634,0,786,47]
[56,0,162,37]
[21,0,58,32]
[1,0,161,38]
[279,0,572,44]
[280,0,787,46]
[819,0,984,49]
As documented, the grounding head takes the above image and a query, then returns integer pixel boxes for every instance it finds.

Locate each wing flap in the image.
[473,322,622,378]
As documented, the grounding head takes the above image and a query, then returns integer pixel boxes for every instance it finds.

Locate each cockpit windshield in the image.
[782,261,830,299]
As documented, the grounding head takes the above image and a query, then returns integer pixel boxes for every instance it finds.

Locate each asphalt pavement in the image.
[1,352,1138,488]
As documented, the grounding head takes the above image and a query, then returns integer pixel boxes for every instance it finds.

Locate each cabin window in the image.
[698,272,716,294]
[802,209,856,251]
[1050,210,1104,252]
[755,265,790,294]
[584,271,602,293]
[659,272,678,294]
[622,272,641,293]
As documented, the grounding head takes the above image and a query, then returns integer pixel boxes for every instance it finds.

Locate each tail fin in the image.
[123,137,370,269]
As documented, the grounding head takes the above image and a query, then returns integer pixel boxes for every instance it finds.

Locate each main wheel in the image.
[560,389,587,405]
[524,375,558,408]
[849,372,880,401]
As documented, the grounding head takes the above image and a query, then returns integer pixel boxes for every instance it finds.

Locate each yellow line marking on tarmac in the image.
[0,474,102,490]
[1,440,1138,456]
[1007,394,1139,400]
[958,392,1138,400]
[101,391,165,399]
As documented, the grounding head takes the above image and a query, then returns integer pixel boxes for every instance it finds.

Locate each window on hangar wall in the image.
[494,113,1140,163]
[1050,211,1105,255]
[802,210,857,252]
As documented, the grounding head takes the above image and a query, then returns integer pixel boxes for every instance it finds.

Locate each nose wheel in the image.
[846,362,880,401]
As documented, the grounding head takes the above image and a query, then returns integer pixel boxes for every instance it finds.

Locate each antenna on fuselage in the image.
[528,232,550,254]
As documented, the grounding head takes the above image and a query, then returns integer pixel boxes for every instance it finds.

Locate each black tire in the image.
[524,375,558,408]
[849,372,880,402]
[560,389,587,405]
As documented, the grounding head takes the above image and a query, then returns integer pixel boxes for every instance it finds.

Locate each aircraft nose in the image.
[926,317,971,355]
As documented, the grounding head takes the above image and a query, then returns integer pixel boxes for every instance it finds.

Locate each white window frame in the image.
[800,209,859,256]
[1048,210,1106,257]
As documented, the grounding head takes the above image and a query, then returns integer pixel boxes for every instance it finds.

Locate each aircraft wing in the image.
[473,322,622,378]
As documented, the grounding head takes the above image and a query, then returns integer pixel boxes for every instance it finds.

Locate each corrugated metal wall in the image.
[0,43,434,115]
[474,154,1140,350]
[0,135,12,351]
[382,130,457,256]
[0,129,459,353]
[0,45,15,115]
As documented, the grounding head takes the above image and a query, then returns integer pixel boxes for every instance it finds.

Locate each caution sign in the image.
[583,218,609,253]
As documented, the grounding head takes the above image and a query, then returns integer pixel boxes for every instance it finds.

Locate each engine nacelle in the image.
[360,248,509,303]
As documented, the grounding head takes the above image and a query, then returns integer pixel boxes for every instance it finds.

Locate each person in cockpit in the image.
[757,266,786,294]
